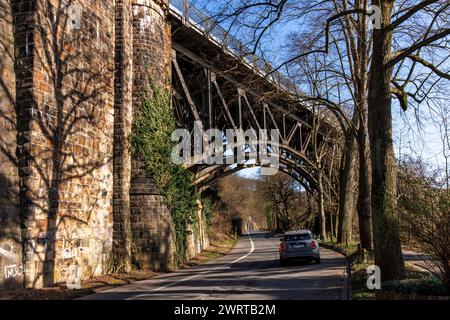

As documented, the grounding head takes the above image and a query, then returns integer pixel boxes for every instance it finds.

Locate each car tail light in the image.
[279,243,285,252]
[311,241,317,249]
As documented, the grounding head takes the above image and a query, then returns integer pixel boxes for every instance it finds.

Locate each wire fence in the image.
[169,0,300,95]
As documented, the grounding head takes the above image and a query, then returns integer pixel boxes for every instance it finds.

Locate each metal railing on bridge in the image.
[169,0,301,95]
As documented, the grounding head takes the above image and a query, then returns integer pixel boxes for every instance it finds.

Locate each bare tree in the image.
[285,0,375,251]
[200,0,449,282]
[261,173,298,232]
[202,0,374,250]
[303,61,339,239]
[431,99,450,194]
[398,158,450,293]
[368,0,449,281]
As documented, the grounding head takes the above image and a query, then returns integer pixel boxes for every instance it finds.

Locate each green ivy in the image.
[129,84,198,265]
[202,198,213,227]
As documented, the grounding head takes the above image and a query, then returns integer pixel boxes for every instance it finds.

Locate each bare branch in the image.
[387,29,450,68]
[407,54,450,80]
[387,0,441,32]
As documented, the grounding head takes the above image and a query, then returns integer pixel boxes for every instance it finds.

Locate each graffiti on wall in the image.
[1,242,24,285]
[0,246,16,260]
[65,264,81,289]
[4,264,25,280]
[62,245,89,260]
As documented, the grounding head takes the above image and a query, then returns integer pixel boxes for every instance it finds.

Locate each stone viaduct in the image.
[0,0,331,289]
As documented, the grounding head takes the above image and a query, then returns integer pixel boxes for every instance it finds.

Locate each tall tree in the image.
[368,0,449,280]
[286,0,374,250]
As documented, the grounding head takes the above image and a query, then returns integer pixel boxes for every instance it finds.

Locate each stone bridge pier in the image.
[113,0,174,270]
[123,0,176,272]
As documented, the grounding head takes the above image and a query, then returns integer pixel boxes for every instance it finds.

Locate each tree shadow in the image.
[1,0,114,288]
[0,0,23,291]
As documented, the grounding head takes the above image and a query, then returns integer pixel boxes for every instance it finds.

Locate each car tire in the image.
[315,258,321,264]
[280,258,287,266]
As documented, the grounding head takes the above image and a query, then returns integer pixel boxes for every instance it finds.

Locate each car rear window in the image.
[284,233,312,241]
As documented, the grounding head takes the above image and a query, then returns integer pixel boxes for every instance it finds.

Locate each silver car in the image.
[279,230,320,265]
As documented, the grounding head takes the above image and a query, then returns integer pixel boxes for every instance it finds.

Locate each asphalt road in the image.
[403,249,433,273]
[80,232,346,300]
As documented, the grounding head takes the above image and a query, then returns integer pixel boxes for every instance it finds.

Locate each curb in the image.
[341,256,352,300]
[320,243,352,300]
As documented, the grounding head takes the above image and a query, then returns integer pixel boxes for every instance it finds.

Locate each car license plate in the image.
[292,244,305,249]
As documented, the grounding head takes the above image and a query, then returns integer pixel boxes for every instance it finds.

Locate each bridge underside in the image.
[169,14,331,193]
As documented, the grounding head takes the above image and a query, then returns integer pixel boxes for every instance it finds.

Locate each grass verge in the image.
[319,240,359,256]
[0,270,161,300]
[183,237,238,267]
[350,257,448,299]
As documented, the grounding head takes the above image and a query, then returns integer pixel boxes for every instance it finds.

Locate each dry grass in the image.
[183,237,237,267]
[350,261,447,300]
[0,270,161,300]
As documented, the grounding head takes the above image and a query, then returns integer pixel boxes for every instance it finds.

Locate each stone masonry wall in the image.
[186,200,210,260]
[5,0,116,288]
[26,0,115,288]
[0,0,23,290]
[112,0,134,273]
[130,0,176,271]
[0,0,210,289]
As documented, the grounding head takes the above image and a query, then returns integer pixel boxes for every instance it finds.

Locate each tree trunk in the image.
[357,130,373,252]
[274,201,281,233]
[329,211,334,240]
[317,172,327,240]
[368,0,405,281]
[282,196,291,231]
[307,192,315,231]
[334,207,339,239]
[354,0,373,253]
[338,129,357,243]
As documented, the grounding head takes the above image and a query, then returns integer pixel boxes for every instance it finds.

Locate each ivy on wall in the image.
[202,198,213,229]
[129,84,198,265]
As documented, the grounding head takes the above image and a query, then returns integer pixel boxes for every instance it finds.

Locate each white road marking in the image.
[127,231,255,300]
[229,232,254,264]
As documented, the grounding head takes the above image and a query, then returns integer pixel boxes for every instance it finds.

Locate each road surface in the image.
[403,249,433,273]
[80,232,346,300]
